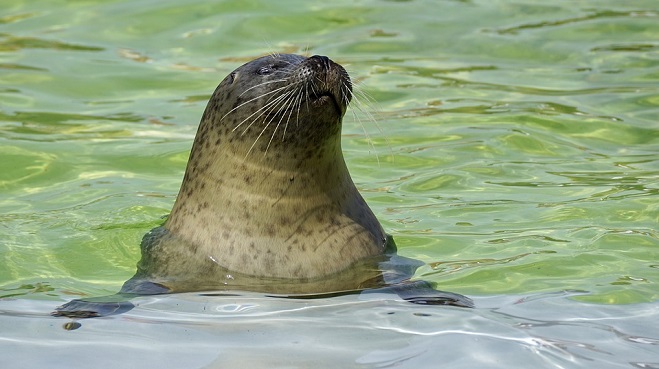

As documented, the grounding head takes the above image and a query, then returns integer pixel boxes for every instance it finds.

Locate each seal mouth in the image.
[312,91,344,115]
[267,91,343,119]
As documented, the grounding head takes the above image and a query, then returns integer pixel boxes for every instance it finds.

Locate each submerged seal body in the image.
[53,54,471,318]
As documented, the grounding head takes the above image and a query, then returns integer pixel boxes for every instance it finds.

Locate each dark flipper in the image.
[280,281,474,308]
[52,279,169,319]
[381,280,474,308]
[51,294,137,318]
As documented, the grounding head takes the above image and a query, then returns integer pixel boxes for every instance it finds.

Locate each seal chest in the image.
[154,54,386,281]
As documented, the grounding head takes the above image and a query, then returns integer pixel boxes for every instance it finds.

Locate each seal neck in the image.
[167,130,357,216]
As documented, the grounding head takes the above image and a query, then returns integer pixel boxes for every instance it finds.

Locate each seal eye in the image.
[257,66,272,75]
[226,72,236,84]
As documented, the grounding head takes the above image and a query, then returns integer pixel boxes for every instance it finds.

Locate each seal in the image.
[53,54,472,319]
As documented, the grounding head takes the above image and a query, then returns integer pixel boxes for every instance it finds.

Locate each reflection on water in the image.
[2,292,659,369]
[1,0,658,367]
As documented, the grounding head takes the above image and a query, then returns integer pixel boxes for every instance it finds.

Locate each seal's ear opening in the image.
[226,72,236,84]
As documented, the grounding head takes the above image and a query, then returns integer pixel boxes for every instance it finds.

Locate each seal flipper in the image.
[51,280,169,318]
[383,280,474,308]
[51,227,174,319]
[377,246,474,308]
[51,294,136,318]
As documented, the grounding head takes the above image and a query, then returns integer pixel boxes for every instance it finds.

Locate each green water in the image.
[1,0,658,309]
